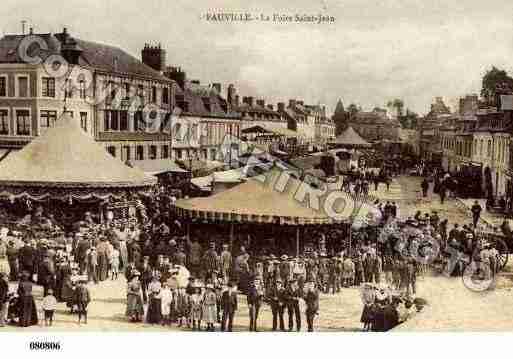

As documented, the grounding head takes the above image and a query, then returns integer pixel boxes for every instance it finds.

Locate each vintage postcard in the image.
[0,0,512,356]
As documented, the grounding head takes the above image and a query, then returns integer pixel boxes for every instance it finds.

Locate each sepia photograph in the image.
[0,0,512,356]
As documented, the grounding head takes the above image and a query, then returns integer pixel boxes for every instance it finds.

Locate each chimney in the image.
[289,99,296,108]
[246,96,254,107]
[227,84,236,105]
[267,104,274,111]
[234,95,240,107]
[212,83,221,94]
[164,66,187,89]
[141,43,167,72]
[256,99,265,107]
[278,102,285,112]
[297,100,304,106]
[29,27,33,35]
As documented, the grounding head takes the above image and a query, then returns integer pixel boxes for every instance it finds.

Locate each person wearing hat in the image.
[173,244,186,267]
[6,240,19,281]
[17,271,38,327]
[279,255,291,284]
[268,279,286,331]
[146,275,163,325]
[202,241,219,283]
[137,256,153,304]
[73,276,91,325]
[247,276,263,332]
[189,283,203,331]
[87,247,98,284]
[202,283,217,331]
[285,278,302,331]
[126,270,144,322]
[220,244,232,282]
[303,279,319,332]
[221,281,238,331]
[38,251,56,297]
[41,287,57,326]
[18,241,36,282]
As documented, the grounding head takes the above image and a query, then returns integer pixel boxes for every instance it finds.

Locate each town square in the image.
[0,1,513,339]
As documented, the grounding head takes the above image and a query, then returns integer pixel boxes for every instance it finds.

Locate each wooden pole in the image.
[230,222,234,251]
[296,226,300,258]
[349,224,352,255]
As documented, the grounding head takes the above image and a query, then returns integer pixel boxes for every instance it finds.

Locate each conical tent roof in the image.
[0,114,156,188]
[330,126,371,147]
[175,170,359,225]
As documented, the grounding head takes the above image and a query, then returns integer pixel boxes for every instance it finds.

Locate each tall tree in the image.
[387,98,405,117]
[481,66,513,106]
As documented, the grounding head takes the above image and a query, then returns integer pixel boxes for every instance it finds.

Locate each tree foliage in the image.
[481,66,513,105]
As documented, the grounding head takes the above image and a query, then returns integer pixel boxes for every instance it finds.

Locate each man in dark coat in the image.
[17,271,38,327]
[421,178,429,197]
[303,280,319,332]
[246,276,263,332]
[137,256,152,303]
[471,200,482,228]
[76,236,90,275]
[18,242,35,281]
[285,278,302,331]
[221,281,238,332]
[268,279,286,331]
[6,240,19,281]
[38,254,55,296]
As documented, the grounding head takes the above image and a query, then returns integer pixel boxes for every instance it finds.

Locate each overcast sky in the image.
[3,0,513,115]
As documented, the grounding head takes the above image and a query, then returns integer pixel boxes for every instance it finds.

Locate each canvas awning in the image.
[132,159,188,176]
[329,126,371,147]
[0,114,156,201]
[174,170,358,225]
[242,125,304,138]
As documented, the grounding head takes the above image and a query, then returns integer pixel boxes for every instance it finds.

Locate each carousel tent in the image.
[132,159,188,176]
[329,126,371,147]
[0,114,156,201]
[175,169,365,225]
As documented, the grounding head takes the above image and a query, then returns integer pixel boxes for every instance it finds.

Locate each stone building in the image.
[0,28,174,164]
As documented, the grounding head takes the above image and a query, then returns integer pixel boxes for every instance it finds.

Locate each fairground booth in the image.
[0,114,156,231]
[173,169,373,257]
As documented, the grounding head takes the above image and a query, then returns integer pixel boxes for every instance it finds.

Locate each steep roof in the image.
[0,32,171,83]
[330,126,371,147]
[174,82,241,119]
[175,170,355,224]
[0,114,156,188]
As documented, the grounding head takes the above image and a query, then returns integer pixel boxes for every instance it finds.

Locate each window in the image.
[149,145,157,160]
[120,111,128,131]
[64,80,73,99]
[0,110,8,134]
[107,146,116,157]
[16,109,30,135]
[80,112,87,131]
[161,145,169,159]
[0,77,6,97]
[79,80,86,99]
[40,110,57,129]
[162,87,169,104]
[151,86,157,103]
[202,149,208,159]
[122,146,131,162]
[17,76,28,97]
[138,85,144,103]
[210,148,216,160]
[175,149,182,159]
[42,77,55,97]
[105,110,119,131]
[487,140,492,157]
[134,111,144,131]
[136,145,144,160]
[124,83,130,99]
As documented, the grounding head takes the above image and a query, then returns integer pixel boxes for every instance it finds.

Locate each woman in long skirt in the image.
[17,272,38,327]
[126,272,144,322]
[146,276,162,325]
[189,286,203,331]
[202,284,217,331]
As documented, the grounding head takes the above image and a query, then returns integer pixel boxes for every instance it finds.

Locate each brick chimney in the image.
[234,95,240,107]
[278,102,285,112]
[244,96,254,107]
[164,66,187,89]
[141,43,166,72]
[289,99,296,108]
[227,84,236,105]
[256,99,265,107]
